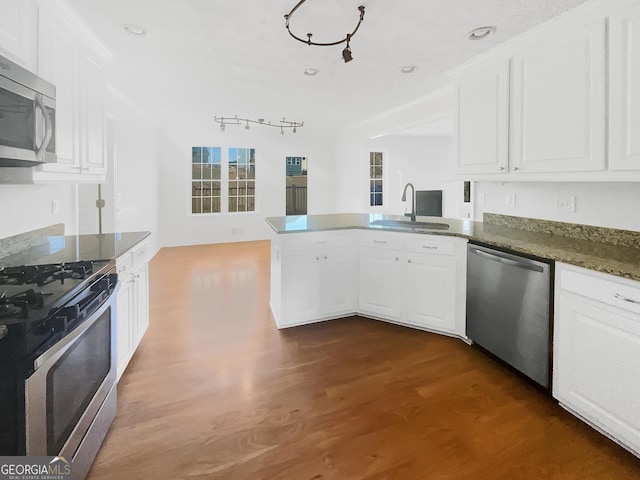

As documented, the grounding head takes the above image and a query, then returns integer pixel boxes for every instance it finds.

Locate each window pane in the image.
[229,181,237,196]
[202,197,212,213]
[373,193,383,206]
[247,196,255,212]
[247,165,255,179]
[202,164,212,180]
[212,164,221,180]
[212,197,221,213]
[374,165,382,179]
[192,181,202,196]
[369,180,376,194]
[238,197,246,212]
[238,182,246,196]
[212,181,221,197]
[192,165,202,180]
[192,147,203,163]
[237,166,247,179]
[247,181,255,195]
[229,197,238,212]
[192,198,202,214]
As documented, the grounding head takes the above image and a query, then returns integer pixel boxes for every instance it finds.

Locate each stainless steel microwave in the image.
[0,53,56,167]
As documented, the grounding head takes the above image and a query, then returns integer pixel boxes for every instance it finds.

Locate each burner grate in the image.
[0,261,94,287]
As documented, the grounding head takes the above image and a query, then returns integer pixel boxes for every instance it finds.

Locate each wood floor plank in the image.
[87,241,640,479]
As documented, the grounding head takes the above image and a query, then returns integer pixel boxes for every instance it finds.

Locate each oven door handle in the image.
[33,290,115,371]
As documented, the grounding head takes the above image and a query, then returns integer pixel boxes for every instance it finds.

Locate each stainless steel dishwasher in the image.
[466,243,553,389]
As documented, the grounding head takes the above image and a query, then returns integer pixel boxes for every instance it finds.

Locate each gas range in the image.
[0,260,114,362]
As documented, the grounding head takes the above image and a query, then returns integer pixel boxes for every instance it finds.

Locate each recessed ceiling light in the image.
[400,65,417,74]
[303,68,319,77]
[124,24,148,37]
[467,26,495,41]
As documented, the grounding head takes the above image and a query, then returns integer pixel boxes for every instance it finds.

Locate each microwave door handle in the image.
[34,95,53,162]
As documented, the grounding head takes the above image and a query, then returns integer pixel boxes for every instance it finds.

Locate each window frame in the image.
[189,146,257,216]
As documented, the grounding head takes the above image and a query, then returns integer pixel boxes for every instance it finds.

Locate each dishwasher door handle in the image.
[469,247,545,273]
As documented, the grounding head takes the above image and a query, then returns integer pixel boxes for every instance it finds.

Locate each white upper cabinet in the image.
[0,0,37,69]
[609,4,640,171]
[454,60,510,174]
[38,4,81,172]
[80,49,106,175]
[510,20,607,173]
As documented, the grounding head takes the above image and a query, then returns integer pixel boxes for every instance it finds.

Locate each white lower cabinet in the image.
[115,240,150,380]
[271,230,467,339]
[554,263,640,457]
[358,246,403,320]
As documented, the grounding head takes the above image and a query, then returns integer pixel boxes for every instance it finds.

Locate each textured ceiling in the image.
[65,0,590,135]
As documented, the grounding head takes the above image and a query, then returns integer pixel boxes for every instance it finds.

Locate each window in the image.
[228,147,256,213]
[369,152,383,206]
[192,147,221,214]
[191,146,255,214]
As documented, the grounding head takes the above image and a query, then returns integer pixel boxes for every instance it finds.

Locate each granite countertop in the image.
[265,213,640,282]
[0,231,150,268]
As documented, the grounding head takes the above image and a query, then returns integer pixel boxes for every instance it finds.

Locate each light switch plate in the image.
[506,193,516,207]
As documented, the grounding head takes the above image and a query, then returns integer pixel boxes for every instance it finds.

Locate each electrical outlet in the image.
[506,193,516,207]
[556,195,576,213]
[231,227,244,235]
[478,193,486,204]
[51,199,59,214]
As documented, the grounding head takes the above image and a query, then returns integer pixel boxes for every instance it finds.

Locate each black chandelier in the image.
[214,116,304,135]
[284,1,366,63]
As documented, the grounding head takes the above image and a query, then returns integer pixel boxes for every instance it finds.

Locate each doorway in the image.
[286,156,307,215]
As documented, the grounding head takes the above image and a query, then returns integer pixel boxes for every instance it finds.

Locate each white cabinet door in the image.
[554,292,640,456]
[282,252,321,325]
[510,20,606,173]
[0,0,37,69]
[116,276,133,380]
[609,5,640,171]
[454,60,510,174]
[80,50,106,174]
[405,254,457,332]
[38,5,81,173]
[358,247,403,320]
[321,246,356,317]
[133,262,150,345]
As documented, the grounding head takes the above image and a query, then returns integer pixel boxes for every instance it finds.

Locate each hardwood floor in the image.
[87,240,640,479]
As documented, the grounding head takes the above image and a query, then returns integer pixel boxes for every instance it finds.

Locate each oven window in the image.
[46,307,111,454]
[0,88,35,150]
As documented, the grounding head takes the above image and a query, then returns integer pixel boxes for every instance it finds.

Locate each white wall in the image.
[474,182,640,232]
[0,184,76,239]
[333,133,468,219]
[157,120,339,247]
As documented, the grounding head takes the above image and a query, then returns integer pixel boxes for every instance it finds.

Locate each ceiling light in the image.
[285,1,366,63]
[467,26,495,41]
[123,24,148,37]
[215,116,303,134]
[400,65,417,74]
[303,68,319,76]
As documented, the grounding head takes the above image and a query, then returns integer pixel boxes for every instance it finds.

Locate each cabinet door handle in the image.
[315,256,320,261]
[395,257,399,261]
[499,167,505,171]
[373,240,387,244]
[513,167,520,171]
[408,259,412,263]
[422,245,437,250]
[323,255,327,260]
[614,293,640,305]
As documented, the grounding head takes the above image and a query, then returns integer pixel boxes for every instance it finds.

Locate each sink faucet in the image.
[401,182,416,222]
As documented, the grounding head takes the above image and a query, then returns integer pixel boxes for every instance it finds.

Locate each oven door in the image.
[24,289,116,456]
[0,75,56,166]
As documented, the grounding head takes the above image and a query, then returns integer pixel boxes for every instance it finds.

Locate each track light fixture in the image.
[214,115,304,135]
[284,1,366,63]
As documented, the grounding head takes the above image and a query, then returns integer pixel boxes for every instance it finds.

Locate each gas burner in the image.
[0,261,94,287]
[0,289,46,319]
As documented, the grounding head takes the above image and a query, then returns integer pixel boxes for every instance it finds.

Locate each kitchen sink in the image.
[369,219,450,230]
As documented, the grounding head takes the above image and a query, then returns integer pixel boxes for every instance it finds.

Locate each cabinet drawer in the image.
[558,265,640,315]
[281,231,354,251]
[406,236,456,256]
[116,252,133,276]
[132,241,149,268]
[359,231,405,250]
